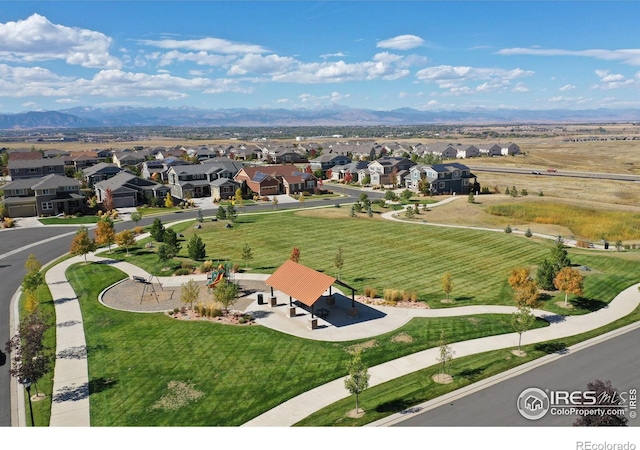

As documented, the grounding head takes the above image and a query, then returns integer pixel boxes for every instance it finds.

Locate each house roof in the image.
[32,174,80,190]
[8,159,64,169]
[83,162,121,176]
[265,260,336,307]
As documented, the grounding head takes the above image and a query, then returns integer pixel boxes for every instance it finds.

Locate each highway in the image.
[467,165,640,182]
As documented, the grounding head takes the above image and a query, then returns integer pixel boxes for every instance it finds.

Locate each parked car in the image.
[532,171,541,175]
[547,168,557,172]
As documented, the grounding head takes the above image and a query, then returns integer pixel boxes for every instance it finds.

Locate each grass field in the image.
[67,262,547,426]
[38,216,101,225]
[486,202,640,241]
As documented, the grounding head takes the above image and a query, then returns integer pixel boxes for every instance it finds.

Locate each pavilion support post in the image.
[351,290,355,307]
[270,286,274,297]
[289,296,292,307]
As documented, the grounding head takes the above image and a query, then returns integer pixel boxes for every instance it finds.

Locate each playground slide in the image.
[209,271,224,288]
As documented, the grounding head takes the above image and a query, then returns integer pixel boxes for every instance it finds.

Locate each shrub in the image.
[525,228,532,238]
[201,260,213,272]
[174,268,190,276]
[410,291,418,302]
[134,226,144,235]
[173,307,180,314]
[3,218,15,228]
[402,290,411,302]
[181,261,194,270]
[505,224,512,233]
[576,239,591,248]
[211,308,223,317]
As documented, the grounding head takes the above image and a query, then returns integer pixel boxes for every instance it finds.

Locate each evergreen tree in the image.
[216,206,227,220]
[150,218,165,242]
[536,259,556,290]
[187,234,206,260]
[164,228,181,255]
[226,203,237,222]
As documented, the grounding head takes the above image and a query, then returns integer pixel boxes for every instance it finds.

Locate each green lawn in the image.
[67,262,547,426]
[144,210,639,314]
[38,216,101,225]
[298,300,640,426]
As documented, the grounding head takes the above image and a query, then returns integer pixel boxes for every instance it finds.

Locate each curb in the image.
[368,319,640,427]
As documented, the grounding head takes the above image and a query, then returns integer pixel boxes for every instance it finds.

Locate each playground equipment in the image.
[207,263,229,289]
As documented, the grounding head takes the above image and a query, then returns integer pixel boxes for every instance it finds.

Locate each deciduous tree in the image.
[70,226,96,263]
[130,211,142,227]
[95,218,116,253]
[441,272,453,300]
[511,305,536,353]
[180,279,200,310]
[344,348,369,415]
[573,380,628,426]
[103,188,115,212]
[436,331,455,377]
[554,267,584,306]
[213,281,240,315]
[508,267,540,307]
[115,229,136,255]
[164,193,174,208]
[241,242,253,269]
[290,246,300,263]
[334,247,344,279]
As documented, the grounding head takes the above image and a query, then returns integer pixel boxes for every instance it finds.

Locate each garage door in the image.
[9,204,37,217]
[113,196,136,208]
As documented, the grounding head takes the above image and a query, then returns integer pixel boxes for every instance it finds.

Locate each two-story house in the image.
[94,171,170,208]
[234,165,317,196]
[1,174,83,217]
[83,163,123,188]
[407,163,476,195]
[309,154,352,173]
[8,159,66,180]
[167,159,244,199]
[367,157,416,186]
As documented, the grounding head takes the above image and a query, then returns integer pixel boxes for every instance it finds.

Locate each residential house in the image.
[422,143,458,160]
[267,146,308,164]
[7,149,43,161]
[167,159,243,199]
[211,178,241,201]
[501,143,521,156]
[476,144,502,157]
[8,159,65,180]
[112,151,147,168]
[1,174,83,217]
[69,152,100,171]
[83,163,122,188]
[234,165,317,196]
[455,144,480,159]
[367,156,416,186]
[309,154,351,172]
[330,160,370,183]
[407,163,476,195]
[94,171,170,208]
[141,157,189,182]
[44,149,71,158]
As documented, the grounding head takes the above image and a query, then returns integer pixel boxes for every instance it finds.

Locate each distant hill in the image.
[0,106,639,130]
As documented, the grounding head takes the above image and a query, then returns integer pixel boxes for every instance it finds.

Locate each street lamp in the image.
[20,378,35,427]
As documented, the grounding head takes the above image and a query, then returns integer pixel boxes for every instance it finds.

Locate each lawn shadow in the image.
[458,367,485,381]
[571,297,608,312]
[375,398,414,413]
[353,276,373,283]
[453,295,475,303]
[89,377,118,395]
[53,296,78,306]
[53,382,89,402]
[534,342,569,354]
[540,314,566,324]
[251,310,275,319]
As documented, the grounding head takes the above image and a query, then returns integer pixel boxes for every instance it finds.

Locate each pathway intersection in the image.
[12,198,639,426]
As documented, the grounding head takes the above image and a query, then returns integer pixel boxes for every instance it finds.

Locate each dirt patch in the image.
[511,350,527,357]
[432,373,453,384]
[391,332,413,344]
[554,301,574,309]
[347,408,365,419]
[345,339,378,354]
[150,381,204,412]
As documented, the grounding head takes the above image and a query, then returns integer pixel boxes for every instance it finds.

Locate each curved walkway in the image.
[41,205,634,427]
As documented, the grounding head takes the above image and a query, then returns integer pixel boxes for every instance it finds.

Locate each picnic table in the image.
[316,308,330,318]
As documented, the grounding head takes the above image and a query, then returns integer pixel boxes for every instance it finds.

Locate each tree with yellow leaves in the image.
[554,266,584,306]
[508,267,540,308]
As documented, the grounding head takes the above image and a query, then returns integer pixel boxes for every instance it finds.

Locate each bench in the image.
[132,276,148,284]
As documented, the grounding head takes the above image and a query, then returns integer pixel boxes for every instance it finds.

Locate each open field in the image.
[67,262,547,426]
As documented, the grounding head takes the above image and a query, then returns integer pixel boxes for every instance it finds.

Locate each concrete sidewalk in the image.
[242,282,640,426]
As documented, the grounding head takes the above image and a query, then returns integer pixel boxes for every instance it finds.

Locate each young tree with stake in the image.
[511,305,536,355]
[344,348,370,415]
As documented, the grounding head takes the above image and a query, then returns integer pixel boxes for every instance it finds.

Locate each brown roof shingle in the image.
[265,260,335,307]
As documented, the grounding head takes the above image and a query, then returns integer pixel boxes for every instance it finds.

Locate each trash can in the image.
[257,293,264,305]
[604,242,609,250]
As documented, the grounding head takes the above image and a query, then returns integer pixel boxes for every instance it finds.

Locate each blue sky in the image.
[0,1,639,113]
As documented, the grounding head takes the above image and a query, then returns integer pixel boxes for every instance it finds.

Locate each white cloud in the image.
[497,47,640,66]
[153,50,236,67]
[227,54,295,75]
[320,52,347,59]
[512,82,530,93]
[559,84,576,91]
[140,37,267,54]
[377,35,424,51]
[0,14,121,69]
[593,70,636,89]
[415,65,533,94]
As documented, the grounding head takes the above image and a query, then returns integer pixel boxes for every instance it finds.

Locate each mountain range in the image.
[1,106,640,129]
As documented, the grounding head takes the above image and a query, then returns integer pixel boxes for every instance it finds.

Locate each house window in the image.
[28,168,39,173]
[48,166,56,172]
[462,179,469,186]
[439,182,445,189]
[453,171,460,177]
[41,201,53,210]
[41,189,54,195]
